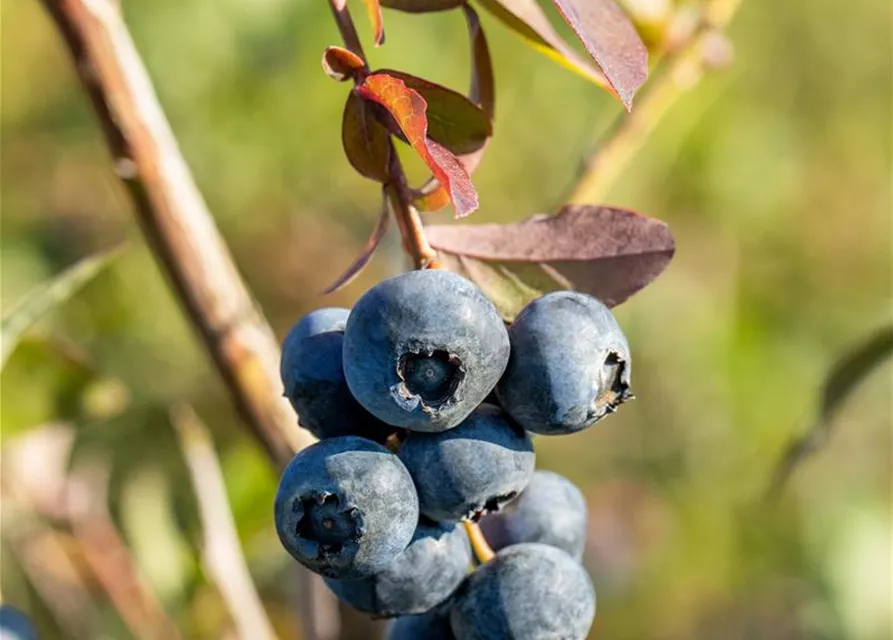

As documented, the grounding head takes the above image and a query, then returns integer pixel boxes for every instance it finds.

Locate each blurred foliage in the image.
[1,0,890,639]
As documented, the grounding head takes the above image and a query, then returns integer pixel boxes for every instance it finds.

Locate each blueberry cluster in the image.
[275,270,632,639]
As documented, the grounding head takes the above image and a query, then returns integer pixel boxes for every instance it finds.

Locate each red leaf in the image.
[342,91,391,183]
[413,5,494,213]
[357,73,479,217]
[377,70,491,155]
[414,184,452,212]
[550,0,648,109]
[363,0,386,46]
[323,191,391,293]
[426,205,674,318]
[322,46,367,82]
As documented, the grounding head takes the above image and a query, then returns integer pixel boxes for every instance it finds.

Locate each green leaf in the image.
[818,326,893,420]
[1,246,124,370]
[767,325,893,501]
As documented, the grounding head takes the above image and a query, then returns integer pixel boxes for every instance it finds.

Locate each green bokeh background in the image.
[1,0,890,638]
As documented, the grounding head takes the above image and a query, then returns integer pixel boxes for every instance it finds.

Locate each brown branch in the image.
[39,0,312,469]
[566,0,743,204]
[171,406,279,640]
[327,0,440,270]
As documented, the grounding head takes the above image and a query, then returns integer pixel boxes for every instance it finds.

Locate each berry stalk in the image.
[327,0,442,271]
[464,521,495,563]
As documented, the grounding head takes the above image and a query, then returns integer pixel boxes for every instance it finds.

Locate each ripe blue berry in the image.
[274,436,418,580]
[480,470,587,560]
[497,291,632,435]
[449,543,596,640]
[397,405,535,522]
[343,270,510,432]
[280,308,394,442]
[0,605,37,640]
[325,519,471,617]
[388,609,455,640]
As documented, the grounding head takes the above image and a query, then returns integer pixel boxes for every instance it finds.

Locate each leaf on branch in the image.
[362,0,386,46]
[767,325,893,502]
[477,0,609,89]
[357,73,479,217]
[426,205,674,319]
[465,4,495,118]
[414,4,494,213]
[378,70,491,155]
[322,46,367,82]
[342,91,392,183]
[380,0,465,12]
[324,191,391,294]
[1,246,125,369]
[414,185,453,212]
[478,0,648,108]
[550,0,648,109]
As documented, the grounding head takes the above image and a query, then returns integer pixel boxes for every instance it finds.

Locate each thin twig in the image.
[67,461,183,640]
[296,571,341,640]
[39,0,311,469]
[171,406,279,640]
[2,505,98,639]
[566,0,743,204]
[327,0,440,270]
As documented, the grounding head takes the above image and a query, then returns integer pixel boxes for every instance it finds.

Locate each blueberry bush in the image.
[2,0,890,638]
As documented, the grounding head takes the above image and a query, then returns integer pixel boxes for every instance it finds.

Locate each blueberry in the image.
[274,436,418,579]
[325,519,471,617]
[397,405,535,522]
[343,270,510,432]
[388,608,455,640]
[280,308,395,442]
[496,291,632,435]
[449,543,595,640]
[480,470,587,560]
[0,605,37,640]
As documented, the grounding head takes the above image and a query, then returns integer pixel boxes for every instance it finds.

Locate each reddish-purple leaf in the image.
[414,185,452,212]
[378,70,491,155]
[322,46,367,82]
[477,0,609,88]
[357,73,478,217]
[550,0,648,109]
[342,91,391,183]
[426,205,674,318]
[380,0,464,12]
[413,5,494,213]
[324,191,391,294]
[465,4,495,119]
[362,0,386,46]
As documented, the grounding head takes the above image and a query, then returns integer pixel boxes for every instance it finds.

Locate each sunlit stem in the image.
[464,521,495,563]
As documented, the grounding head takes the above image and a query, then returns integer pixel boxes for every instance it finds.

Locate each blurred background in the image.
[1,0,890,638]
